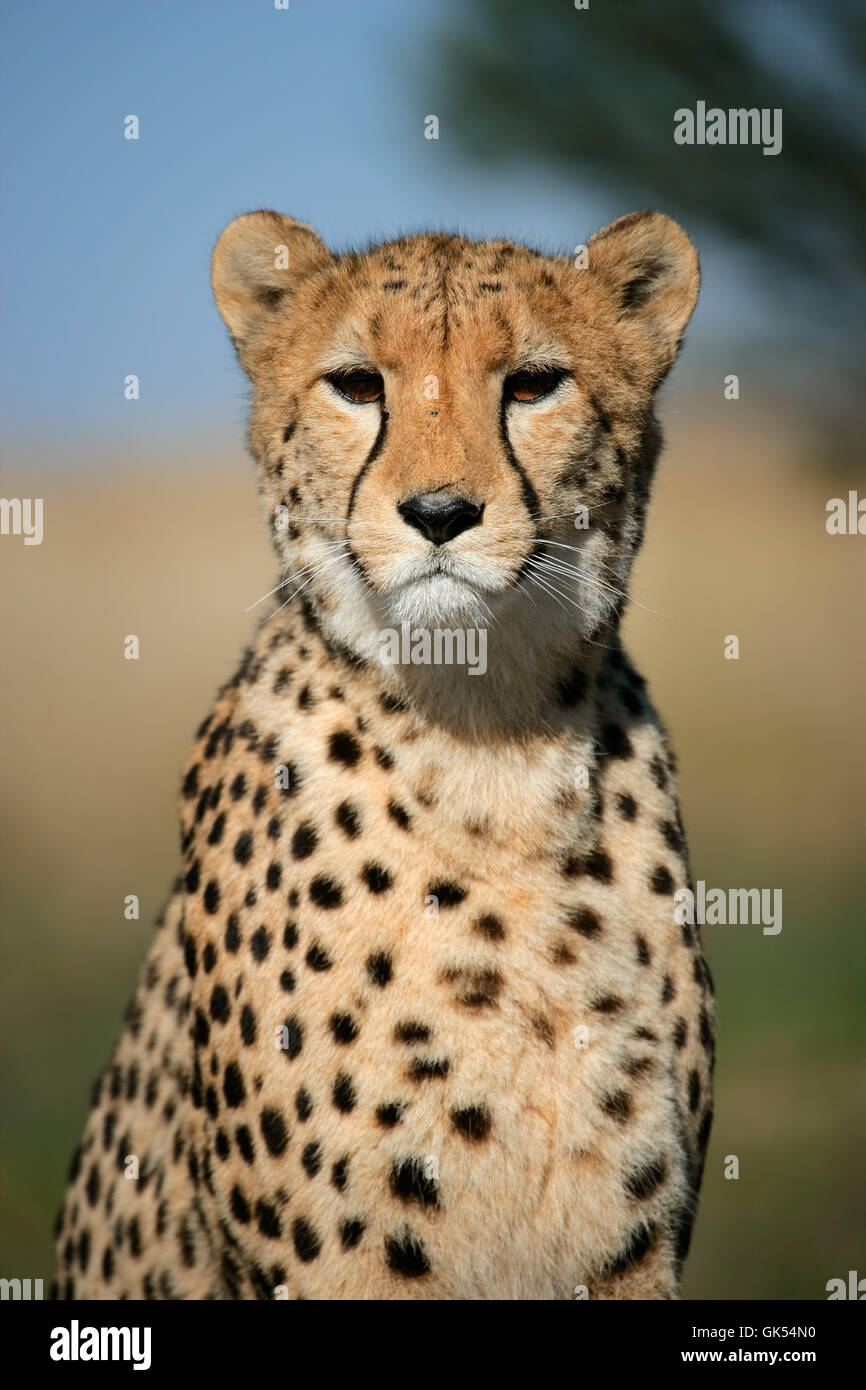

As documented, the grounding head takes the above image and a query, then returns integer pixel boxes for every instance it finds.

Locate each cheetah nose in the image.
[397,493,484,546]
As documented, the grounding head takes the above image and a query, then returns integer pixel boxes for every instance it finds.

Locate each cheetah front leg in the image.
[54,895,225,1300]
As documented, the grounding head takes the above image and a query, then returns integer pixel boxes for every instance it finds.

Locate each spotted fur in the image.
[54,209,713,1300]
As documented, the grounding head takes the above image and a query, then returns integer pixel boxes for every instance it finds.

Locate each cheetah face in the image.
[212,211,698,652]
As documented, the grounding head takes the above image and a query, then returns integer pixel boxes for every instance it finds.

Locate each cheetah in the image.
[54,208,714,1300]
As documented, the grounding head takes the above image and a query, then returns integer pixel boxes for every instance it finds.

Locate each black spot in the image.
[331,1157,349,1192]
[390,1157,439,1208]
[673,1017,688,1050]
[85,1165,100,1207]
[366,951,392,987]
[375,746,394,770]
[182,764,199,800]
[128,1217,141,1258]
[451,1104,491,1142]
[623,1055,654,1079]
[408,1057,449,1081]
[310,876,343,909]
[306,943,332,972]
[388,801,411,830]
[183,935,198,978]
[230,1185,250,1224]
[600,1090,632,1123]
[625,1158,667,1201]
[250,925,272,961]
[688,1069,701,1112]
[603,1222,657,1277]
[266,862,282,892]
[635,934,651,966]
[616,792,638,820]
[332,1073,356,1112]
[225,914,241,952]
[651,865,675,895]
[335,801,361,838]
[301,1141,322,1177]
[441,965,502,1008]
[363,863,393,894]
[375,1101,405,1127]
[698,1108,713,1154]
[566,905,603,939]
[210,985,230,1023]
[340,1217,365,1249]
[329,731,361,767]
[203,880,221,914]
[380,691,406,714]
[661,975,675,1004]
[592,994,623,1014]
[223,1063,245,1108]
[281,1016,304,1060]
[660,819,684,854]
[240,1004,258,1045]
[283,921,298,949]
[202,942,216,974]
[699,1007,713,1051]
[279,969,295,993]
[292,1217,321,1262]
[585,849,613,882]
[291,823,318,859]
[649,756,668,789]
[230,773,247,801]
[385,1229,430,1278]
[475,913,505,941]
[330,1012,359,1045]
[233,832,253,866]
[256,1201,282,1239]
[428,880,467,908]
[395,1021,431,1044]
[295,1088,313,1122]
[235,1126,255,1163]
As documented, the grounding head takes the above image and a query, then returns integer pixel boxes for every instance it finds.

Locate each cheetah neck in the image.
[281,586,617,743]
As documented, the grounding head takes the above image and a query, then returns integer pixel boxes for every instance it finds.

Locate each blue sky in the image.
[1,0,763,464]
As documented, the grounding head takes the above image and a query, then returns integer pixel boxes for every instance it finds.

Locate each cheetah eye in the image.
[326,368,384,404]
[504,366,567,404]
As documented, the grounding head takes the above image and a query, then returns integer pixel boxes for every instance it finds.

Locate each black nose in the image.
[397,493,484,546]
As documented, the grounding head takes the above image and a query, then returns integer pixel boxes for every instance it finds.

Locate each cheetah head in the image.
[212,211,698,708]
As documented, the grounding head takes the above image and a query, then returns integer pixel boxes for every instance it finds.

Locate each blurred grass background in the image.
[1,0,864,1299]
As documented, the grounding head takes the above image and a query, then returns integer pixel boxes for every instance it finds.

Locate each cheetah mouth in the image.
[384,569,495,628]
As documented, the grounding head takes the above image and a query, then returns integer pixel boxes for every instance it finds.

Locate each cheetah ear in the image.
[211,210,334,348]
[586,211,700,385]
